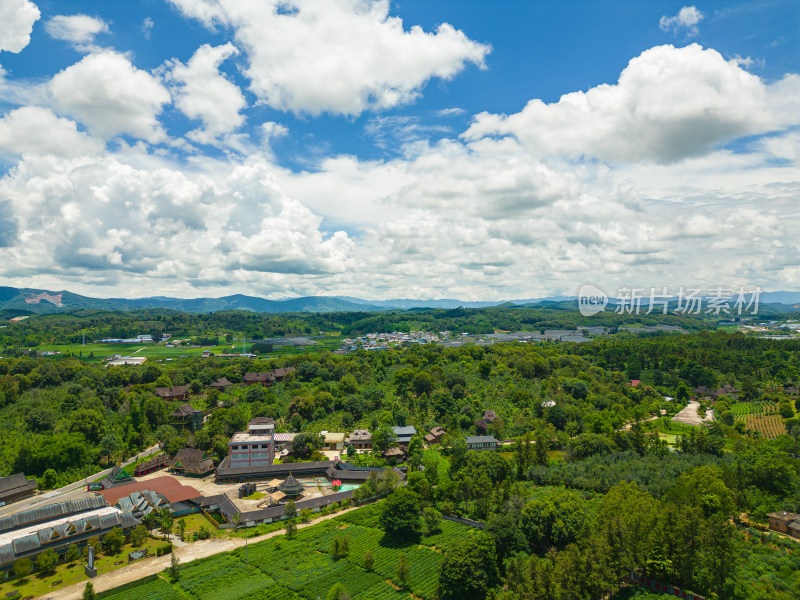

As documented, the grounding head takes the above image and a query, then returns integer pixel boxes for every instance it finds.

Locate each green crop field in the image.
[730,401,787,439]
[98,504,477,600]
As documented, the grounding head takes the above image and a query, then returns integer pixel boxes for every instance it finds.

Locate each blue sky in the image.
[0,1,798,300]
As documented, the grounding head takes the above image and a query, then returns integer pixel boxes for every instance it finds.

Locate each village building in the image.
[155,385,191,402]
[391,425,417,446]
[424,427,446,445]
[0,496,139,571]
[274,432,297,453]
[99,476,204,518]
[168,449,215,477]
[276,474,304,498]
[0,473,37,506]
[132,454,169,477]
[243,367,295,387]
[209,377,233,391]
[94,465,135,490]
[326,462,405,483]
[383,447,405,462]
[465,435,499,451]
[345,429,372,450]
[228,418,276,469]
[768,511,800,536]
[168,403,203,430]
[321,431,345,452]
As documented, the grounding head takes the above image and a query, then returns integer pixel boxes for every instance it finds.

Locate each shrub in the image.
[156,543,173,556]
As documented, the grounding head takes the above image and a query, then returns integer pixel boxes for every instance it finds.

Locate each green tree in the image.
[327,582,350,600]
[170,552,180,580]
[437,533,499,600]
[379,488,421,540]
[701,515,738,600]
[98,433,122,462]
[178,518,187,541]
[397,554,412,590]
[284,500,297,538]
[42,468,57,489]
[131,524,147,547]
[65,543,80,564]
[82,581,96,600]
[103,527,125,553]
[13,557,32,580]
[35,548,58,573]
[422,507,442,535]
[595,482,659,577]
[364,549,374,572]
[371,425,394,454]
[487,512,528,569]
[158,508,174,539]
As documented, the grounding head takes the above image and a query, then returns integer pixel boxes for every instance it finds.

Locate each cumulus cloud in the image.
[0,106,102,157]
[0,154,354,294]
[0,0,40,53]
[464,44,800,164]
[168,0,490,116]
[164,43,246,145]
[45,14,109,51]
[49,51,171,143]
[659,5,704,37]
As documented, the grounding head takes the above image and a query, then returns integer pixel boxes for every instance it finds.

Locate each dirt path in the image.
[40,504,365,600]
[671,400,714,426]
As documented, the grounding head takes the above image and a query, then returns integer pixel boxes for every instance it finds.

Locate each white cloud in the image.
[141,17,154,39]
[0,106,102,158]
[464,44,800,164]
[0,154,355,295]
[49,51,171,143]
[0,0,40,53]
[660,5,704,37]
[437,107,466,117]
[164,43,246,144]
[45,14,109,51]
[364,115,451,151]
[168,0,490,116]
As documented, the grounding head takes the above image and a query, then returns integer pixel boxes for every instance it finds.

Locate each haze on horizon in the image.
[0,0,798,302]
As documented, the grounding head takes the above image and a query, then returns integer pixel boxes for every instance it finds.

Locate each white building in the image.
[228,418,276,468]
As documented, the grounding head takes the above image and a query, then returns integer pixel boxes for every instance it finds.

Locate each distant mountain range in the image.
[0,286,799,315]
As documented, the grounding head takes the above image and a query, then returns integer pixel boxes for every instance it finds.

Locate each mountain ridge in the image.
[0,286,798,315]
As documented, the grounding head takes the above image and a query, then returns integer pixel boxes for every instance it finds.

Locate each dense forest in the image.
[0,308,799,598]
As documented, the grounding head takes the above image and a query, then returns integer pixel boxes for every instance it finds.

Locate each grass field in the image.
[36,335,343,363]
[98,503,477,600]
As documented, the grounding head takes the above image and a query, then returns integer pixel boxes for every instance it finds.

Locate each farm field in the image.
[35,341,241,362]
[731,401,787,439]
[98,504,477,600]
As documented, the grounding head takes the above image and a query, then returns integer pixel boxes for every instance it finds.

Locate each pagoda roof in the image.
[277,473,304,496]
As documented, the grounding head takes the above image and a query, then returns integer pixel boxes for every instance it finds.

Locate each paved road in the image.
[41,504,365,600]
[0,445,161,518]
